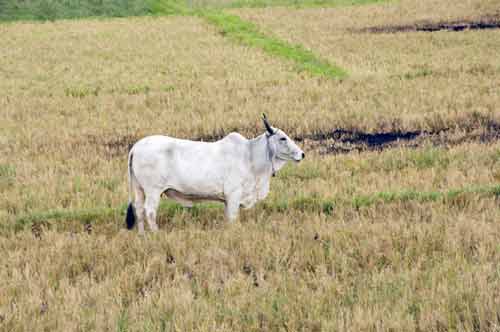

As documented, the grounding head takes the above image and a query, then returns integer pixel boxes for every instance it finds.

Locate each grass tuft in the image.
[0,164,16,190]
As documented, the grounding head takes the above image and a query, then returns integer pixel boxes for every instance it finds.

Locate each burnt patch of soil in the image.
[301,130,420,147]
[301,123,500,155]
[358,15,500,33]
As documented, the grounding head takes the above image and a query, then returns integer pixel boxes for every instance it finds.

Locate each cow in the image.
[125,114,305,233]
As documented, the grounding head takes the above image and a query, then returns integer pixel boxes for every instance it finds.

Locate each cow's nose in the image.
[301,152,305,159]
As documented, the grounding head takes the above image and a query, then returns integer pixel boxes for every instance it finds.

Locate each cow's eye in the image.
[280,137,287,141]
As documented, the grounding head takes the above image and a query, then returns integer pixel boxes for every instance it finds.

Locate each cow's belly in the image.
[166,176,224,199]
[163,189,225,207]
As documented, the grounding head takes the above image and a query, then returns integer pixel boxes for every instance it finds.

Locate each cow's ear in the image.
[262,113,275,135]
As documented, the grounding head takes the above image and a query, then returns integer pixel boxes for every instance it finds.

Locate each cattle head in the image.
[262,114,305,163]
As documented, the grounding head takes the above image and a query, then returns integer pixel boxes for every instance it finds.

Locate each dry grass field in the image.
[1,0,499,331]
[234,0,500,76]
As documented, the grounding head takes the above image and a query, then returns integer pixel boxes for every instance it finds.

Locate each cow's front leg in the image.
[224,193,241,223]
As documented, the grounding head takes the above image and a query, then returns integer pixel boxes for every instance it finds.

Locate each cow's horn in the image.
[262,113,275,135]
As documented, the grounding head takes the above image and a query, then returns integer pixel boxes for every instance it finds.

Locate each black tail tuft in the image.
[126,203,136,230]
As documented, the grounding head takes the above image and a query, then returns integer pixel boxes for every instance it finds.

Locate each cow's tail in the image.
[126,150,136,230]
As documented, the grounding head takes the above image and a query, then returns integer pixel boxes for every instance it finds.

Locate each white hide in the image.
[127,128,304,233]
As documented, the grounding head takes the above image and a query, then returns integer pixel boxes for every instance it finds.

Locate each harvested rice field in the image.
[0,0,499,330]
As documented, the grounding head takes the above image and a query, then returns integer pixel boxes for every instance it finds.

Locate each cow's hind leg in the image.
[144,190,161,232]
[134,186,146,234]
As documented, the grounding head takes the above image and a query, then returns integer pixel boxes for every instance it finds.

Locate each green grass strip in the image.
[198,10,347,79]
[13,206,122,227]
[349,184,500,209]
[7,184,499,231]
[149,0,192,15]
[11,201,209,229]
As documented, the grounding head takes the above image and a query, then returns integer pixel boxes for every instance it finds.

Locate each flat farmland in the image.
[1,0,499,331]
[233,0,500,129]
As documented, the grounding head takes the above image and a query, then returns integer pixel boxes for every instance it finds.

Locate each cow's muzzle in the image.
[294,152,305,162]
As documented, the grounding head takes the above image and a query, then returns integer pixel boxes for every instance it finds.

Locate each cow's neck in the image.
[249,134,274,177]
[249,134,287,177]
[247,134,287,202]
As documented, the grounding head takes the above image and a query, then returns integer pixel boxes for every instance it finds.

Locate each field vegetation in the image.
[0,0,388,21]
[0,0,499,331]
[0,0,155,21]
